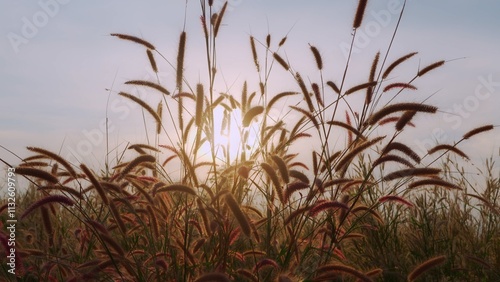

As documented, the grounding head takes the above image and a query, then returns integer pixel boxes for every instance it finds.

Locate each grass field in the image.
[1,1,499,281]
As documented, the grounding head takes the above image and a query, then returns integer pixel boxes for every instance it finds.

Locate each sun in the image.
[200,107,258,164]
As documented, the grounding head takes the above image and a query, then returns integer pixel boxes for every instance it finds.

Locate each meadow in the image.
[1,1,499,281]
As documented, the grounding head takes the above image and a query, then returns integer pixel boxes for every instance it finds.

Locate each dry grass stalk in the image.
[463,124,494,139]
[372,154,415,168]
[320,151,342,173]
[20,194,75,220]
[327,121,365,140]
[361,268,383,280]
[118,92,162,125]
[200,14,208,40]
[18,161,48,167]
[254,258,279,272]
[465,255,492,269]
[243,250,266,257]
[40,206,53,244]
[197,199,211,236]
[27,147,77,178]
[310,45,323,70]
[316,264,372,282]
[109,201,127,234]
[176,31,186,90]
[146,49,157,72]
[312,83,324,107]
[15,167,58,184]
[382,142,421,163]
[86,219,109,236]
[382,52,418,79]
[271,155,290,184]
[383,167,441,181]
[338,194,350,221]
[289,169,310,184]
[369,52,380,83]
[128,143,160,152]
[466,193,499,214]
[327,80,340,94]
[172,92,196,100]
[156,101,162,134]
[379,195,414,207]
[243,106,264,127]
[38,185,84,200]
[125,80,170,96]
[309,201,349,217]
[379,116,415,127]
[192,238,206,254]
[146,205,159,238]
[324,178,352,188]
[241,81,248,113]
[383,83,417,93]
[259,82,265,95]
[345,81,377,96]
[273,52,290,71]
[409,179,461,190]
[213,2,228,37]
[100,181,124,194]
[155,184,197,196]
[417,60,445,77]
[22,154,46,162]
[395,110,417,131]
[335,136,385,171]
[367,103,437,125]
[99,233,125,257]
[120,154,156,178]
[262,120,285,145]
[180,149,199,187]
[261,162,285,203]
[341,179,373,192]
[284,181,309,203]
[279,36,287,47]
[237,269,259,282]
[295,72,315,112]
[407,255,446,281]
[428,144,469,159]
[312,151,319,176]
[194,272,231,282]
[195,83,204,127]
[291,106,319,130]
[250,36,260,72]
[366,52,380,105]
[353,0,368,29]
[110,33,155,50]
[183,118,195,144]
[237,165,250,179]
[225,193,252,237]
[80,164,109,205]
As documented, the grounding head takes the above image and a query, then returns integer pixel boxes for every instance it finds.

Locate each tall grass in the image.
[1,1,499,281]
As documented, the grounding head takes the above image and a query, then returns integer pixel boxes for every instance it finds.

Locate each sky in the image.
[1,0,500,180]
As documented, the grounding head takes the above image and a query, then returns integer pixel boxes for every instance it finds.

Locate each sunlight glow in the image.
[200,108,259,164]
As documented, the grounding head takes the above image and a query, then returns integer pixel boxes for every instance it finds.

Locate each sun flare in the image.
[199,107,258,163]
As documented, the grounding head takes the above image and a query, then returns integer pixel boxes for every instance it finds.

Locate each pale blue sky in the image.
[1,1,499,171]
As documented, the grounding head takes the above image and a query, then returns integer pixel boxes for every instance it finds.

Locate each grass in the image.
[1,1,499,281]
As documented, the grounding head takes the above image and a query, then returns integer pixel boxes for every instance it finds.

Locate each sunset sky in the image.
[1,1,499,174]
